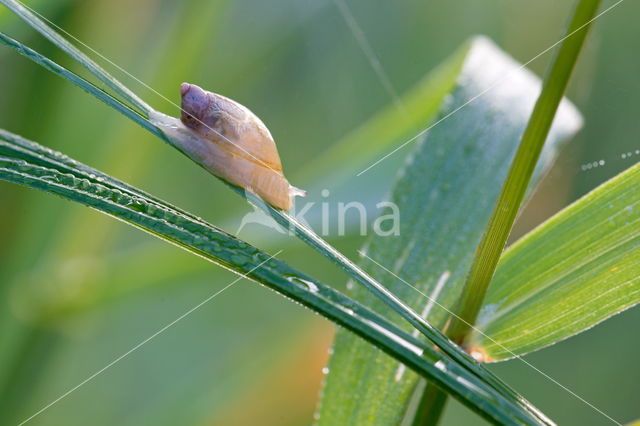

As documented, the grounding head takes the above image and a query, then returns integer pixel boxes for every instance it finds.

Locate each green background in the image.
[0,0,638,424]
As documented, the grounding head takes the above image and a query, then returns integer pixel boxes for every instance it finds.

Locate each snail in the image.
[150,83,305,210]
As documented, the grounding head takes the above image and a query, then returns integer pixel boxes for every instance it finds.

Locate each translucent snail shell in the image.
[151,83,305,210]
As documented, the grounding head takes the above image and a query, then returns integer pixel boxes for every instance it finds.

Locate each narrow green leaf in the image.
[429,2,601,423]
[448,0,602,342]
[0,129,549,425]
[318,37,582,426]
[0,0,152,115]
[469,161,640,361]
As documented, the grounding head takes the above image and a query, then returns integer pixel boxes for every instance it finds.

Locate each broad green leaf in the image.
[468,161,640,361]
[0,129,550,425]
[318,36,582,425]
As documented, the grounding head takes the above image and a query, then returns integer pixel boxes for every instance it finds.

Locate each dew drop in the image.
[287,276,320,293]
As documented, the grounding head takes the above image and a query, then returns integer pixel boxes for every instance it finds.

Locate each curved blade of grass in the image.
[0,31,164,140]
[0,126,552,424]
[468,161,640,361]
[0,0,152,115]
[0,129,550,425]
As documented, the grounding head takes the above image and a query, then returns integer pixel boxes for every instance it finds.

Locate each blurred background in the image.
[0,0,638,424]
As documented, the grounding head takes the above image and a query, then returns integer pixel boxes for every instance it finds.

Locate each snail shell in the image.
[175,82,304,210]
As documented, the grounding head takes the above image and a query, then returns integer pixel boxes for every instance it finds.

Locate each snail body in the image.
[151,83,304,210]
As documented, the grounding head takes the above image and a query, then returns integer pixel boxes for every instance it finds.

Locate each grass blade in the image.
[448,0,603,343]
[0,128,550,425]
